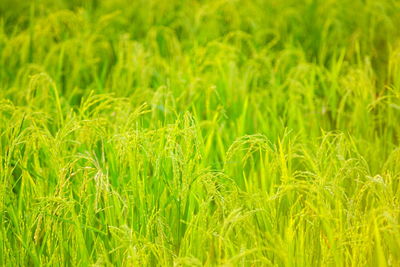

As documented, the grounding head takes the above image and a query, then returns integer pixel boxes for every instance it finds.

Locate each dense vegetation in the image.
[1,0,400,266]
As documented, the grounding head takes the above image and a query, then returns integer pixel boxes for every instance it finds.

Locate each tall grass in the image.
[1,0,400,266]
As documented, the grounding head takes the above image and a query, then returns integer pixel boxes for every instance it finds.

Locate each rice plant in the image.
[1,0,400,266]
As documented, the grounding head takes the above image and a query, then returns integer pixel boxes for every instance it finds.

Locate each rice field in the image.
[1,0,400,266]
